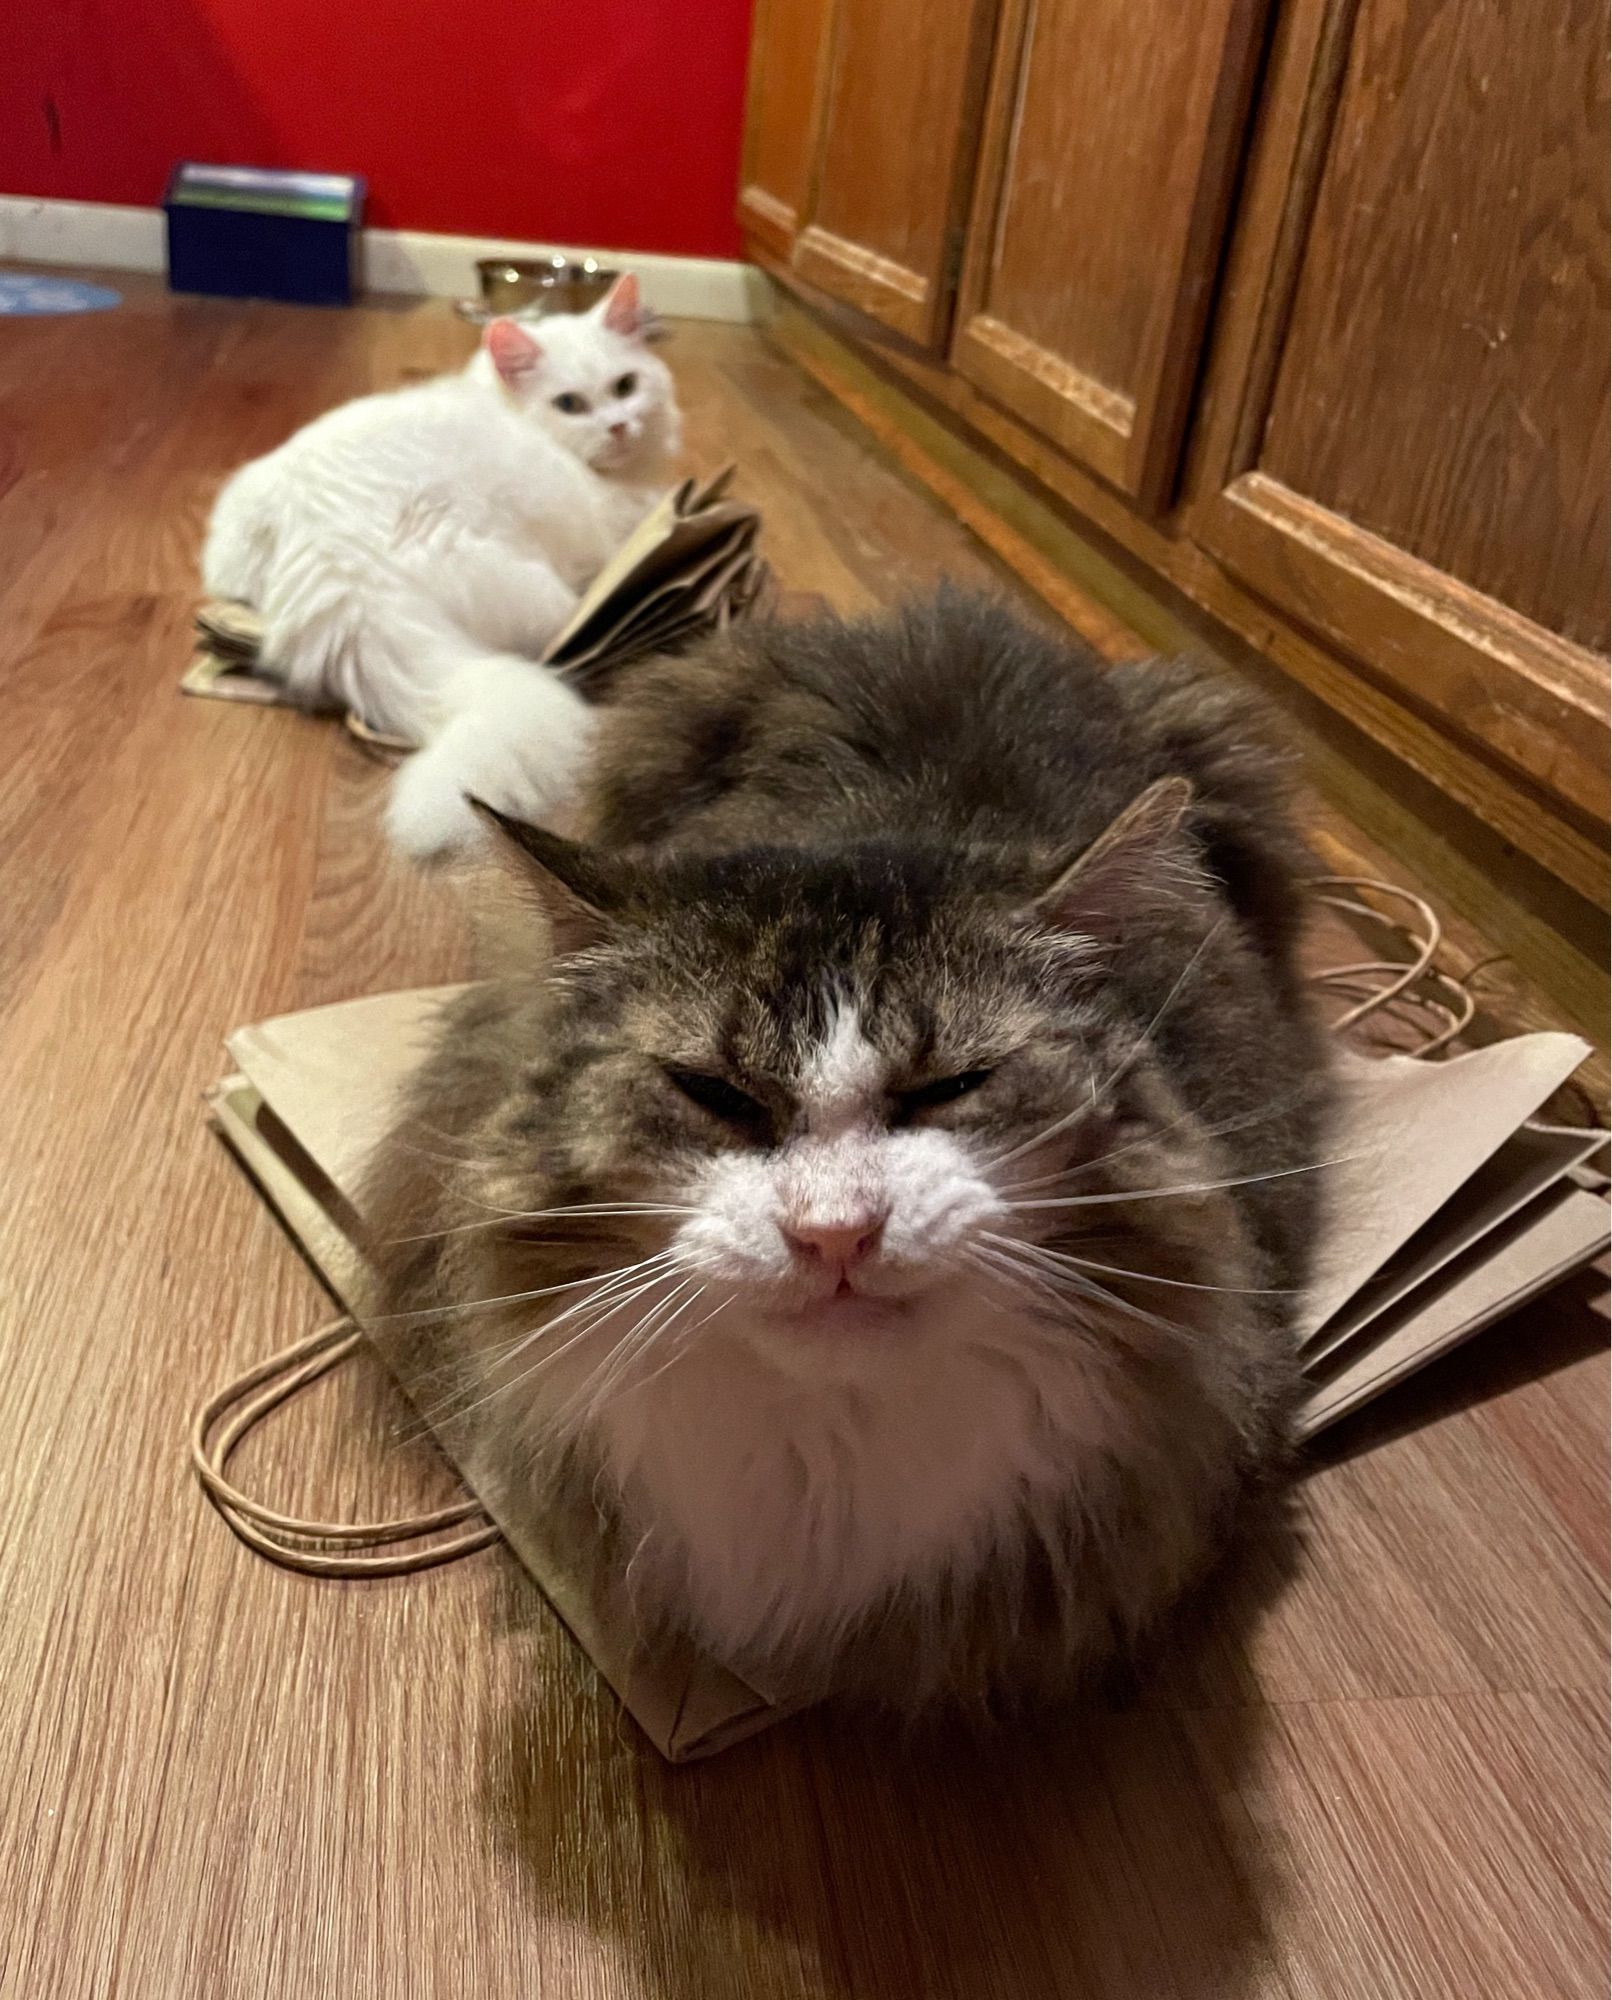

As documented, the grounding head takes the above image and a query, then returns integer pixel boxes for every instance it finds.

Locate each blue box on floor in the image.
[164,163,365,307]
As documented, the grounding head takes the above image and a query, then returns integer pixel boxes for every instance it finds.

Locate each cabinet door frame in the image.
[790,0,1003,348]
[738,0,838,261]
[1184,0,1609,834]
[950,0,1272,506]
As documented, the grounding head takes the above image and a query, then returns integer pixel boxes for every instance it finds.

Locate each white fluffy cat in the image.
[201,274,681,856]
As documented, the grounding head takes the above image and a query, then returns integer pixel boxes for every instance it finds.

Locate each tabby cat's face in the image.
[493,841,1210,1341]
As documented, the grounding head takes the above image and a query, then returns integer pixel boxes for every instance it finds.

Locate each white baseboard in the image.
[0,195,166,272]
[359,226,753,322]
[0,196,754,323]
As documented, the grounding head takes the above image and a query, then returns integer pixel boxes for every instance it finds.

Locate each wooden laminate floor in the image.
[1,278,1606,2000]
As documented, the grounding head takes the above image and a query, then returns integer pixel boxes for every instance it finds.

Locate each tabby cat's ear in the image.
[1031,777,1200,939]
[468,801,617,951]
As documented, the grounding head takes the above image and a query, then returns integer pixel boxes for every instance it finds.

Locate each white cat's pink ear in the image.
[598,273,644,339]
[485,317,543,388]
[1032,777,1200,939]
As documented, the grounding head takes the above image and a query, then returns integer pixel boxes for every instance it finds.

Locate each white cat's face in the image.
[480,274,681,477]
[671,1004,1008,1335]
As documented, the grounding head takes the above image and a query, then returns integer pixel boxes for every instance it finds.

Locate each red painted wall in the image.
[2,0,754,259]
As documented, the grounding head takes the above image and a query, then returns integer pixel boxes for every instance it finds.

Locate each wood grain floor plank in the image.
[1237,1691,1610,2000]
[1242,1405,1609,1704]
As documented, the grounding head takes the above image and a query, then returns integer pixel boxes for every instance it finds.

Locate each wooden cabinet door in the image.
[791,0,1000,347]
[1191,0,1609,857]
[950,0,1271,505]
[739,0,836,260]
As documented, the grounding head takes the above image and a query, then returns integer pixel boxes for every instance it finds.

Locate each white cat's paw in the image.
[383,749,486,859]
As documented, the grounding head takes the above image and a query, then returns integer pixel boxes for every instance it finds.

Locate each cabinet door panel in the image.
[953,0,1270,502]
[792,0,999,346]
[739,0,836,259]
[1194,0,1609,831]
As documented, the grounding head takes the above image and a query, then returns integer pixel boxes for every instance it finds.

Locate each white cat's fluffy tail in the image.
[383,652,597,859]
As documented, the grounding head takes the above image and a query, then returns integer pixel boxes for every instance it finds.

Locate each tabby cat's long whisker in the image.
[1001,1153,1356,1211]
[388,1202,699,1246]
[587,1282,711,1419]
[434,1271,677,1425]
[1088,915,1227,1106]
[472,1260,673,1370]
[412,1258,680,1420]
[977,1233,1200,1344]
[994,1233,1295,1297]
[364,1248,679,1326]
[998,1078,1323,1198]
[966,1243,1071,1321]
[987,919,1228,1174]
[558,1281,701,1434]
[624,1290,736,1403]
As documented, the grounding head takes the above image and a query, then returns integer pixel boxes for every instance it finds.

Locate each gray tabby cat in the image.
[367,591,1332,1711]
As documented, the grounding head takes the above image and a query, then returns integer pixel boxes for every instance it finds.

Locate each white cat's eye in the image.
[892,1069,994,1118]
[612,373,638,398]
[552,391,590,415]
[663,1067,771,1133]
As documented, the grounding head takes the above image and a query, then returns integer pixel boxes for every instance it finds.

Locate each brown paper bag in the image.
[208,989,1604,1754]
[1291,1038,1606,1432]
[540,468,769,695]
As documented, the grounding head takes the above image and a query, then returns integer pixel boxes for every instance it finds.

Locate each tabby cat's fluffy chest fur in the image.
[369,593,1331,1709]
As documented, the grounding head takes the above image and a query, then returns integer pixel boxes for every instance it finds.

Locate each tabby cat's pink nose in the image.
[784,1217,884,1268]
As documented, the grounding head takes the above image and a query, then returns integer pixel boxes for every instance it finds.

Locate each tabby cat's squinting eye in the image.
[664,1068,771,1130]
[891,1069,994,1118]
[665,1063,995,1135]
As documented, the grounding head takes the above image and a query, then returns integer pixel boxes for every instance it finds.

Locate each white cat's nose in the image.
[609,420,629,440]
[783,1215,885,1270]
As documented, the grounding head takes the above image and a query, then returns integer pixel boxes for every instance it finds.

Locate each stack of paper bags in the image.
[182,467,768,717]
[1296,1045,1604,1427]
[541,467,768,695]
[207,987,1606,1758]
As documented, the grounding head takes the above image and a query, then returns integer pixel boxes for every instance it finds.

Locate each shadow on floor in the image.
[479,1514,1302,2000]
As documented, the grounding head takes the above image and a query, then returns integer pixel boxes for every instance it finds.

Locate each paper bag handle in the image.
[191,1317,499,1576]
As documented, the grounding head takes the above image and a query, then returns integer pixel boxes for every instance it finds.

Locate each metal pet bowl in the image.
[474,255,619,318]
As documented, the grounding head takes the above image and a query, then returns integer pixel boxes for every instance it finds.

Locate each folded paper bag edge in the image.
[1297,1033,1593,1336]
